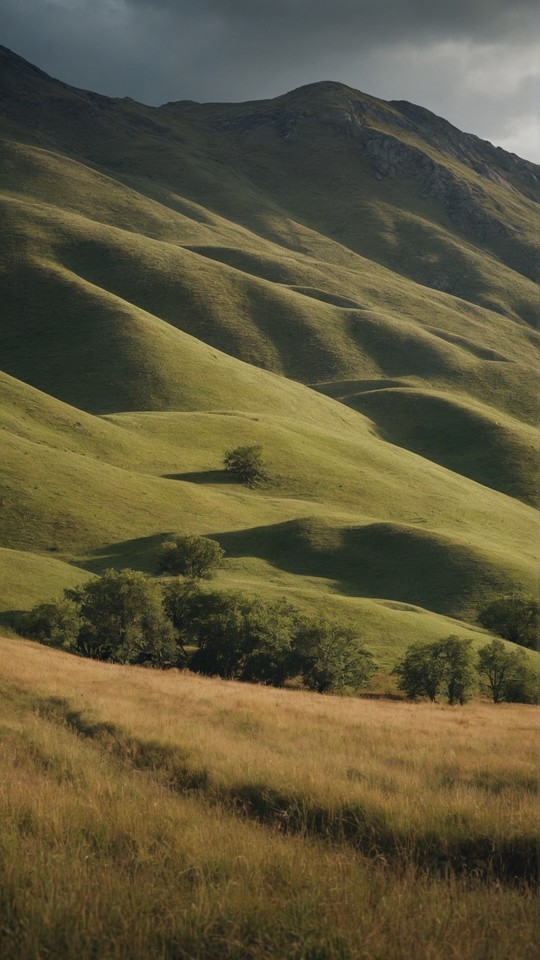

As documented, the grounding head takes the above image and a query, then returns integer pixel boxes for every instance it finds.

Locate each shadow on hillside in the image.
[70,519,515,622]
[212,519,510,618]
[340,389,536,506]
[82,533,169,574]
[162,470,233,485]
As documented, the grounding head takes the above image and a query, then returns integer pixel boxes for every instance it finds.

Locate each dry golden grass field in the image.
[0,635,537,960]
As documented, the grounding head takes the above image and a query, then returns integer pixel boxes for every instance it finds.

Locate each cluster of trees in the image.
[21,569,375,694]
[20,531,537,702]
[23,570,177,667]
[394,635,536,704]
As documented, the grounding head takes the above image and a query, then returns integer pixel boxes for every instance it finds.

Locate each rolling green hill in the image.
[0,45,538,661]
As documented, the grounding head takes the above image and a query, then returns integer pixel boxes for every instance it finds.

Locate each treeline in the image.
[20,534,537,702]
[21,569,375,694]
[393,635,536,704]
[21,569,537,702]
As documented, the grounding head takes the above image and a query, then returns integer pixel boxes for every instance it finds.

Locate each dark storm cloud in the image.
[125,0,539,44]
[0,0,538,159]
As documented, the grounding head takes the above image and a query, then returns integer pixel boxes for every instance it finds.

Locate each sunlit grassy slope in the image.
[0,46,538,651]
[0,636,537,959]
[1,368,537,655]
[1,149,537,421]
[0,548,94,621]
[317,384,538,505]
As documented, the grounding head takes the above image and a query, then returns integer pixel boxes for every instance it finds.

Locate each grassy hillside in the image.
[317,385,538,504]
[1,148,538,422]
[1,370,537,655]
[0,45,538,654]
[0,636,537,959]
[0,548,94,621]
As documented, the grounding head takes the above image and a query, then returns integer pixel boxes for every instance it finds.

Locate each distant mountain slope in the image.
[0,45,537,646]
[1,141,537,423]
[1,46,538,311]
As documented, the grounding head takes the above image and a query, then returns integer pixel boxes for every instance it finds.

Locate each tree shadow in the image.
[81,533,168,574]
[162,470,234,485]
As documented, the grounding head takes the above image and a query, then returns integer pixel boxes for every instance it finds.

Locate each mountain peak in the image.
[281,79,359,97]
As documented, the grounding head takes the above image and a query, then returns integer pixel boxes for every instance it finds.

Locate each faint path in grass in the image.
[27,690,537,884]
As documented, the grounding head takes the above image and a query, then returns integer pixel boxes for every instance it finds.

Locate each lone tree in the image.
[477,639,536,703]
[477,594,538,649]
[224,445,268,486]
[158,534,224,579]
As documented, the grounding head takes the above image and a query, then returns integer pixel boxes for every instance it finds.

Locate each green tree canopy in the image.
[436,635,475,705]
[478,595,538,649]
[68,569,177,666]
[223,444,268,486]
[158,534,224,579]
[21,599,80,651]
[189,590,296,685]
[161,577,202,654]
[393,636,475,704]
[293,619,375,693]
[392,642,442,701]
[477,639,536,703]
[22,574,379,695]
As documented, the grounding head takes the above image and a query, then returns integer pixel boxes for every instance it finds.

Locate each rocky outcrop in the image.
[195,89,517,242]
[358,128,510,239]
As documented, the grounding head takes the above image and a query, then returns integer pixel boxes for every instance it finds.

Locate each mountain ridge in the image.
[2,42,534,177]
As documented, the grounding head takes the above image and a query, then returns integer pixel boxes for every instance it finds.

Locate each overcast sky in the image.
[1,0,539,161]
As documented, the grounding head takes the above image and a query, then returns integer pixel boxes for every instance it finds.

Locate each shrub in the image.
[223,444,268,486]
[477,594,538,649]
[21,599,80,651]
[157,534,224,579]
